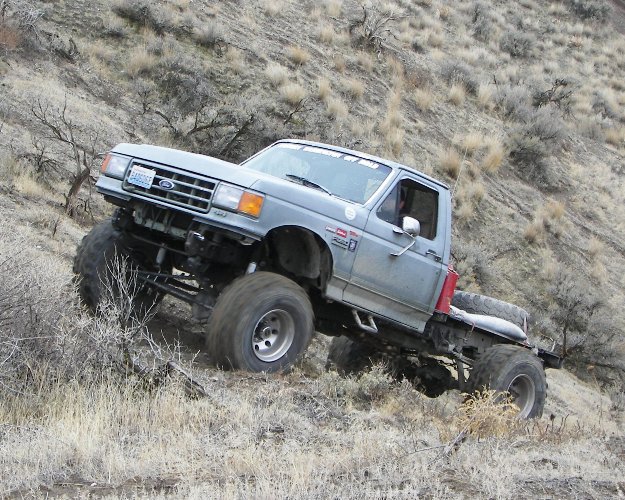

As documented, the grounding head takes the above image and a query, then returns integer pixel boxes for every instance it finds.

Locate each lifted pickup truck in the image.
[74,139,561,417]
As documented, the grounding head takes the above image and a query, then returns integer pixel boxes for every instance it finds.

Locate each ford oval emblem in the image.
[159,179,175,190]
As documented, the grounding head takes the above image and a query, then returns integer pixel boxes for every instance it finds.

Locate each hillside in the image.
[1,0,624,497]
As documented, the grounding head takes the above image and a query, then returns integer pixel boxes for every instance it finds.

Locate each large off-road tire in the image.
[326,336,382,374]
[206,272,314,372]
[452,291,529,329]
[468,344,546,418]
[73,219,166,317]
[326,336,455,397]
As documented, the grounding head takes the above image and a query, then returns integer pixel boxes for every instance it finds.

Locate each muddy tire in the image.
[73,219,166,316]
[206,272,314,372]
[326,336,382,374]
[452,290,529,329]
[468,344,546,418]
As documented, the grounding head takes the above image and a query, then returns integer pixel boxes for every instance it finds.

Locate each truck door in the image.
[343,175,447,331]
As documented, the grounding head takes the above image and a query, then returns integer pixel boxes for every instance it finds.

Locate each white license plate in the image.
[127,165,156,189]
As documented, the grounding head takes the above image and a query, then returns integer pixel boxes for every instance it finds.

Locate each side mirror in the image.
[402,216,420,237]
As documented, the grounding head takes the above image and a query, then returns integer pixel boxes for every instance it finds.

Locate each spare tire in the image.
[452,291,529,330]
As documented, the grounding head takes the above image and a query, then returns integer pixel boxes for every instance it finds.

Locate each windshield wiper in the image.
[285,174,332,195]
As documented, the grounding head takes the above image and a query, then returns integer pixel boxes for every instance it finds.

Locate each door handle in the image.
[426,249,442,262]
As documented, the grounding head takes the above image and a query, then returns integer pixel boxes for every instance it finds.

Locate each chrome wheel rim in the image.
[252,309,295,362]
[508,374,536,418]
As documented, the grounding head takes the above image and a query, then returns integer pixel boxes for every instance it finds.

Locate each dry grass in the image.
[605,126,625,147]
[317,24,334,44]
[279,82,308,105]
[524,218,546,244]
[477,83,495,110]
[317,77,331,101]
[355,51,374,72]
[325,96,348,119]
[448,83,466,106]
[332,54,346,73]
[261,0,284,16]
[481,140,505,173]
[588,237,604,259]
[13,172,47,198]
[324,0,342,16]
[439,147,462,178]
[414,88,434,111]
[225,46,244,74]
[125,46,158,77]
[344,78,365,100]
[461,132,485,156]
[265,62,289,87]
[288,45,310,65]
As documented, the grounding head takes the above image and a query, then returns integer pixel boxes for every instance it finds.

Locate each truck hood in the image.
[111,143,368,222]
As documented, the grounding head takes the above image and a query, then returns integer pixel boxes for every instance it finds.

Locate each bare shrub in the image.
[30,99,100,215]
[532,78,575,112]
[500,30,534,58]
[348,4,402,54]
[112,0,167,34]
[440,60,478,95]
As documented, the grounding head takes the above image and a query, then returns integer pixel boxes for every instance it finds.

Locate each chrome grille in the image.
[123,161,216,213]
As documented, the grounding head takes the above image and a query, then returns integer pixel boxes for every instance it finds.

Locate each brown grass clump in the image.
[279,82,308,105]
[225,47,244,74]
[325,96,349,119]
[261,0,284,16]
[13,172,47,198]
[587,236,604,259]
[454,390,521,439]
[439,147,462,178]
[481,140,505,173]
[544,199,565,220]
[125,46,158,77]
[414,88,433,111]
[448,84,466,106]
[264,62,289,87]
[288,45,310,65]
[461,132,485,156]
[523,218,546,244]
[605,126,625,147]
[317,77,331,101]
[333,54,346,73]
[355,51,374,72]
[318,24,335,44]
[325,0,342,16]
[345,78,365,100]
[477,83,494,110]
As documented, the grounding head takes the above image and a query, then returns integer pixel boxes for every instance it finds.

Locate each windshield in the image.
[242,143,393,204]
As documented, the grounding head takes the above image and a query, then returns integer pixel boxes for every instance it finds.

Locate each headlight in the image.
[100,153,131,179]
[213,183,264,218]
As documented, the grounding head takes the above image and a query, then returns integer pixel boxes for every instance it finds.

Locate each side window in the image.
[376,178,439,240]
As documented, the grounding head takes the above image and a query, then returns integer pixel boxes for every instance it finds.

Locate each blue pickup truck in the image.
[74,139,561,417]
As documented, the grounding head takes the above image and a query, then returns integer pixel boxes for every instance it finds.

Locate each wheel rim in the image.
[252,309,295,363]
[507,374,536,418]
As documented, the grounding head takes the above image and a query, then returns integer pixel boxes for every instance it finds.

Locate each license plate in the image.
[127,165,156,189]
